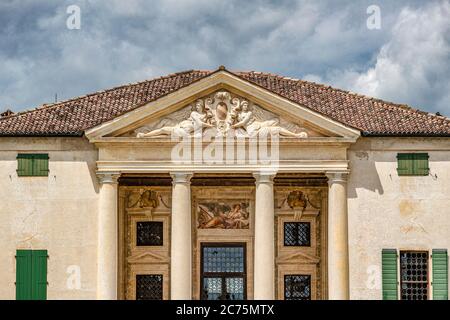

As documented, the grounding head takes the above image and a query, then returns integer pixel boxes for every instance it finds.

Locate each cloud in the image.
[309,1,450,114]
[0,0,448,115]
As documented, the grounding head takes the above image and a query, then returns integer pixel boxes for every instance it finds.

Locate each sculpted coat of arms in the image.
[135,91,308,138]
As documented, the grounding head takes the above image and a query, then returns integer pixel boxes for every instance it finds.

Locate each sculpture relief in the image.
[125,189,171,212]
[136,99,214,138]
[278,190,317,221]
[135,90,308,138]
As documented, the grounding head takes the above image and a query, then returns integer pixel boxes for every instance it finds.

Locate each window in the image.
[400,251,429,300]
[136,221,163,246]
[284,222,310,246]
[382,249,448,300]
[397,153,429,176]
[15,250,48,300]
[17,154,49,177]
[136,274,163,300]
[284,275,311,300]
[201,243,246,300]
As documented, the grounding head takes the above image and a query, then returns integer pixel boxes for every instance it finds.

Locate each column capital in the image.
[97,172,120,185]
[253,171,276,185]
[326,171,348,185]
[170,172,193,185]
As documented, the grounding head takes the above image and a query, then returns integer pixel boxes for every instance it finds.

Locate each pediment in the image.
[127,251,170,264]
[276,251,320,264]
[85,70,360,141]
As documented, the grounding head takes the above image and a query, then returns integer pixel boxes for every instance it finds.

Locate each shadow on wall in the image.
[347,150,384,199]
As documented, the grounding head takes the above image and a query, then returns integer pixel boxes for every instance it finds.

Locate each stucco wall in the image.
[348,137,450,300]
[0,137,99,299]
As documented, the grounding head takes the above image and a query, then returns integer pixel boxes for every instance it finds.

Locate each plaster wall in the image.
[0,137,99,299]
[348,137,450,299]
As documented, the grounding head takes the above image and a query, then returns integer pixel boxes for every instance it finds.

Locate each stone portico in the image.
[86,71,359,300]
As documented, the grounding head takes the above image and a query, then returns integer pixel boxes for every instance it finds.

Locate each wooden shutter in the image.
[17,154,34,176]
[17,154,49,176]
[382,249,398,300]
[32,154,50,176]
[32,250,48,300]
[432,249,448,300]
[397,153,429,176]
[15,250,48,300]
[413,153,429,176]
[16,250,33,300]
[397,153,413,176]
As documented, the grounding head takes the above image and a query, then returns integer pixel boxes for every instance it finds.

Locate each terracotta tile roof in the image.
[1,68,449,137]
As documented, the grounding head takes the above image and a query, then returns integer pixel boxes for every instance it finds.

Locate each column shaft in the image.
[170,172,193,300]
[253,173,276,300]
[327,172,349,300]
[97,173,119,300]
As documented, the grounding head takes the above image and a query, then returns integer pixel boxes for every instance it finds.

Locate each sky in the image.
[0,0,449,115]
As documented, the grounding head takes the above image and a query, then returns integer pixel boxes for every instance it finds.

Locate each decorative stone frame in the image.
[127,264,170,300]
[192,186,255,300]
[274,186,328,300]
[118,186,172,300]
[277,264,318,300]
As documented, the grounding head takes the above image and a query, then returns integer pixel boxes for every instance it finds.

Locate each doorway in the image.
[200,243,247,300]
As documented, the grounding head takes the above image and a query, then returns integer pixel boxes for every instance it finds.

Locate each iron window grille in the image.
[400,251,429,300]
[136,274,163,300]
[284,275,311,300]
[136,221,163,246]
[284,222,311,246]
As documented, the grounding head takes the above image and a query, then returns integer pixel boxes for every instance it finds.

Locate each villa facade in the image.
[0,68,449,300]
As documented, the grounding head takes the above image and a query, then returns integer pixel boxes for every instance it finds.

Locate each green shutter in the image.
[33,154,49,176]
[382,249,398,300]
[17,154,49,176]
[397,153,429,176]
[17,154,34,176]
[16,250,33,300]
[32,250,48,300]
[414,153,429,176]
[15,250,48,300]
[432,249,448,300]
[397,153,413,175]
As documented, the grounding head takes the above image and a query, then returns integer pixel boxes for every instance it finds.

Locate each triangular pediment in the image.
[127,251,170,264]
[85,70,360,141]
[276,251,320,264]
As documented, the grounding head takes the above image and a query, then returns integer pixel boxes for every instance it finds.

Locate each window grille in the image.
[284,275,311,300]
[400,251,428,300]
[284,222,311,246]
[136,221,163,246]
[136,274,163,300]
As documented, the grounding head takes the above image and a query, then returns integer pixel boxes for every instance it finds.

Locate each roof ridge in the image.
[1,69,207,121]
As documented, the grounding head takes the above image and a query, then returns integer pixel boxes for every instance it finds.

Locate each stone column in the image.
[97,172,120,300]
[326,172,349,300]
[170,172,193,300]
[253,172,276,300]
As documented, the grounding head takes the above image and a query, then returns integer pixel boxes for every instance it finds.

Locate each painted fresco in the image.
[197,201,250,229]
